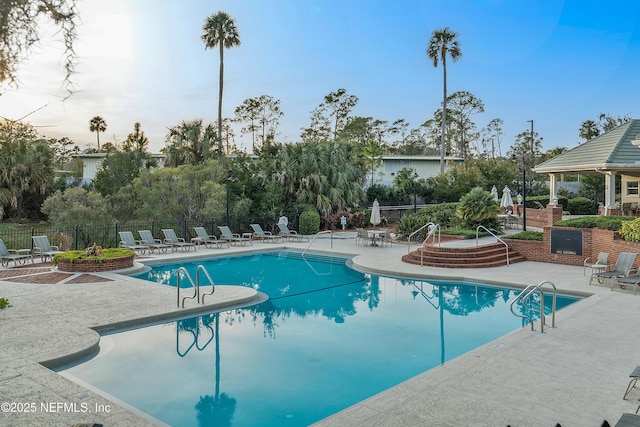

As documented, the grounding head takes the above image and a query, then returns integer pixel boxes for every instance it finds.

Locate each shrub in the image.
[620,217,640,242]
[554,216,633,231]
[566,197,596,215]
[299,210,320,235]
[0,298,10,309]
[503,231,544,241]
[456,187,501,230]
[53,247,135,265]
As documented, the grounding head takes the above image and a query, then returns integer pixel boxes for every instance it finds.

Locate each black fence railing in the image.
[0,213,300,252]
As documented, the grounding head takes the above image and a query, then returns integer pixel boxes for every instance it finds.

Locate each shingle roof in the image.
[533,119,640,175]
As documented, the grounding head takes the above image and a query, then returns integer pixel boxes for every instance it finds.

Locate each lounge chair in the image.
[278,223,306,242]
[613,412,640,426]
[218,225,252,246]
[250,224,282,243]
[355,228,370,246]
[612,268,640,294]
[118,231,149,254]
[32,235,64,262]
[193,227,229,248]
[0,239,34,267]
[138,230,172,253]
[624,366,640,400]
[584,252,610,276]
[162,229,196,252]
[590,252,637,285]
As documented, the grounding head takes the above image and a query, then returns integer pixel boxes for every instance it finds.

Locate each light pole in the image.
[511,153,527,231]
[413,171,419,213]
[226,173,237,226]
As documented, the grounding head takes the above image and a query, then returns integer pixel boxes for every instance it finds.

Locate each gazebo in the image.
[533,119,640,215]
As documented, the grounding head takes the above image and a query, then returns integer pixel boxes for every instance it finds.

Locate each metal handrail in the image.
[408,222,438,254]
[476,225,510,266]
[197,265,216,304]
[302,230,333,256]
[176,267,198,308]
[509,280,557,332]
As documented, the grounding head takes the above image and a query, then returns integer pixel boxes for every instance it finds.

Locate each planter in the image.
[56,255,134,273]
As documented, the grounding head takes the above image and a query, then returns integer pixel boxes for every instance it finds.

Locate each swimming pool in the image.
[59,251,579,427]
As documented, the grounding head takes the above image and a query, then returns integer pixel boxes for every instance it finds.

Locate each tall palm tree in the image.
[202,12,241,151]
[89,116,107,151]
[427,27,462,173]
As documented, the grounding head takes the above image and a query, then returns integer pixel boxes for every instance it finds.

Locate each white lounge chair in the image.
[138,230,172,253]
[218,226,252,246]
[0,239,34,267]
[250,224,282,243]
[278,223,305,242]
[590,252,637,285]
[162,229,196,252]
[193,227,229,248]
[118,231,149,254]
[31,235,64,262]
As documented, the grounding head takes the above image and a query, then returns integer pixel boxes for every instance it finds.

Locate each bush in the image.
[299,210,320,235]
[566,197,596,215]
[52,247,135,265]
[554,216,633,231]
[456,187,501,230]
[620,217,640,242]
[503,231,544,241]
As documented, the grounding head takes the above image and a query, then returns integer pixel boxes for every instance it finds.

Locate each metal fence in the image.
[0,213,300,252]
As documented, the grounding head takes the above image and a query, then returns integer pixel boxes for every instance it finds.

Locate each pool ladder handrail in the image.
[509,280,557,333]
[476,225,509,266]
[176,265,216,307]
[302,230,333,256]
[407,222,440,255]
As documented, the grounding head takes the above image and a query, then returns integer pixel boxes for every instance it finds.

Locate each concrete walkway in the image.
[0,234,638,426]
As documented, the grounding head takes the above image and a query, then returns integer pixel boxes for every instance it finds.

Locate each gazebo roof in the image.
[533,119,640,176]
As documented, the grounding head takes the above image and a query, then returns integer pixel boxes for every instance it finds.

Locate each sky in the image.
[2,0,640,155]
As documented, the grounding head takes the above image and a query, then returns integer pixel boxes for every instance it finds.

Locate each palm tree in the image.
[579,119,600,142]
[427,27,462,174]
[89,116,107,151]
[202,12,241,151]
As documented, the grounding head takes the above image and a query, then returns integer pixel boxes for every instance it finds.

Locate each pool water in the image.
[59,251,579,427]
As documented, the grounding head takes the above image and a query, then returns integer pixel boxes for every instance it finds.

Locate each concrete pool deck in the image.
[0,233,638,426]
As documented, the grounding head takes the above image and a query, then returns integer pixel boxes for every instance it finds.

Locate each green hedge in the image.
[553,216,634,231]
[566,197,597,215]
[503,231,544,241]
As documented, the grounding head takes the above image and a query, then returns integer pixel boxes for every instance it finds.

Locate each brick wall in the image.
[507,226,640,271]
[56,255,134,272]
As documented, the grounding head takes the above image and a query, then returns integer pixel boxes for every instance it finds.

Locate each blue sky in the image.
[2,0,639,154]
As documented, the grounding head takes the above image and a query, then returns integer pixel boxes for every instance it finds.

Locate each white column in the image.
[548,173,558,202]
[604,172,617,216]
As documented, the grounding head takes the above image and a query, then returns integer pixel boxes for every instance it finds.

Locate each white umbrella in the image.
[500,186,514,211]
[370,199,381,227]
[490,185,499,202]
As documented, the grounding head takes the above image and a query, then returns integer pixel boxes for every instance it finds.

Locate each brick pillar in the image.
[547,205,563,226]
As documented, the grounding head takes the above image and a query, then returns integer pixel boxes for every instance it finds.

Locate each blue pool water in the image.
[60,251,579,427]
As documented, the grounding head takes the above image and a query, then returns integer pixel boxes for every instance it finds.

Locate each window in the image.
[627,181,639,196]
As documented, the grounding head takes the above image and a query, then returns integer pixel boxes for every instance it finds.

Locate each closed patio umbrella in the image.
[500,186,514,212]
[370,199,381,227]
[490,185,499,202]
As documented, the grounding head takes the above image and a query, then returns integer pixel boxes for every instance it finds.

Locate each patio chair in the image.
[193,227,230,248]
[138,230,172,253]
[118,231,149,254]
[590,252,637,286]
[584,252,610,276]
[624,366,640,400]
[379,228,392,247]
[612,268,640,294]
[250,224,282,243]
[355,228,370,246]
[162,229,196,252]
[0,239,34,267]
[278,223,306,242]
[32,235,64,262]
[218,225,252,246]
[612,412,640,426]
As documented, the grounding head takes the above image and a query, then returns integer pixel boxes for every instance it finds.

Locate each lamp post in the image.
[413,171,419,213]
[226,173,237,226]
[511,153,527,231]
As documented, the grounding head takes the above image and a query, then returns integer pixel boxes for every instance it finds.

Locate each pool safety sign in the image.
[550,229,583,256]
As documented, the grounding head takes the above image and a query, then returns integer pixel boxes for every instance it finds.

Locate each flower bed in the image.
[55,255,134,272]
